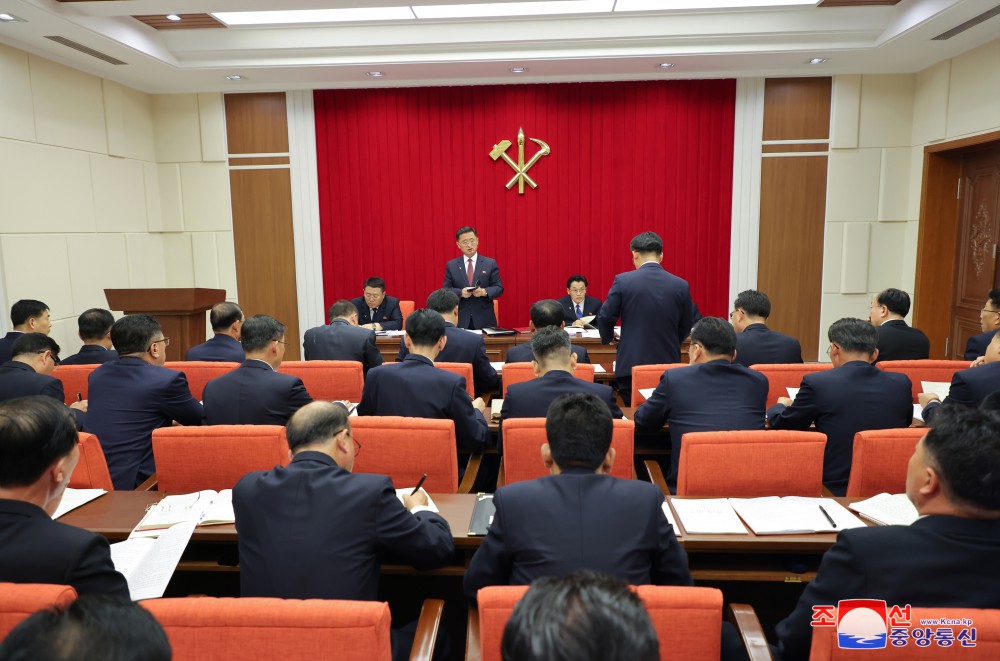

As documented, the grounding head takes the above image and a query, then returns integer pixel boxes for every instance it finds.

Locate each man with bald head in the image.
[185,302,245,363]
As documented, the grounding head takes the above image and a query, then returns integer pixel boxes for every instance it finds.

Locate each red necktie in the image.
[467,258,474,286]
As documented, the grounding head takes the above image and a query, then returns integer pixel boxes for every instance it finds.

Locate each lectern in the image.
[105,288,227,362]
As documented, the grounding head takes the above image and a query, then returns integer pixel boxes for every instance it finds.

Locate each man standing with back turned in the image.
[443,227,503,329]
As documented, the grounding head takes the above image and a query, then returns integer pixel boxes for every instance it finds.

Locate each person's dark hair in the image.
[988,289,1000,311]
[629,231,663,255]
[690,317,737,357]
[979,391,1000,416]
[545,393,613,471]
[11,333,60,361]
[240,315,285,352]
[78,308,115,342]
[501,570,659,661]
[531,327,572,364]
[0,594,171,661]
[0,396,78,488]
[10,300,49,327]
[875,288,910,317]
[363,277,386,292]
[285,402,350,453]
[328,299,358,321]
[456,226,477,240]
[924,406,1000,512]
[566,275,588,289]
[827,317,878,355]
[427,289,460,315]
[405,309,446,347]
[733,290,771,319]
[209,302,243,332]
[530,299,565,329]
[110,314,161,355]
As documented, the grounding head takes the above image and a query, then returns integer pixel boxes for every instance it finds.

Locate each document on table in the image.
[921,381,951,400]
[490,398,503,421]
[913,403,924,420]
[580,329,602,339]
[111,521,196,601]
[669,498,748,534]
[786,387,800,400]
[395,488,439,513]
[592,364,606,373]
[638,388,656,401]
[490,361,505,372]
[848,493,919,526]
[661,502,681,537]
[52,488,106,519]
[381,330,406,337]
[130,490,232,538]
[728,497,865,535]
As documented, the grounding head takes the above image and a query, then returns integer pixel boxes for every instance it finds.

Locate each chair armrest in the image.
[458,453,483,494]
[643,459,669,494]
[135,474,158,491]
[410,598,445,661]
[465,606,481,661]
[820,485,835,498]
[727,603,773,661]
[496,460,506,488]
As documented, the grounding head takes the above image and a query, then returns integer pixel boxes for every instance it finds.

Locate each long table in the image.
[376,333,623,364]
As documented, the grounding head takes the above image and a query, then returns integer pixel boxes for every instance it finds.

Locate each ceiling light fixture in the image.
[0,12,24,22]
[166,14,182,21]
[225,75,245,80]
[658,62,674,68]
[213,7,414,26]
[808,58,827,64]
[510,67,526,73]
[413,0,612,19]
[615,0,814,10]
[366,71,384,77]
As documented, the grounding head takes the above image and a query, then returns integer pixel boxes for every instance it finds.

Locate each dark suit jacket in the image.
[874,319,930,363]
[350,295,403,331]
[203,360,312,425]
[922,360,1000,423]
[443,255,503,329]
[0,361,85,430]
[734,323,803,367]
[463,469,692,603]
[358,354,490,452]
[0,331,24,365]
[767,361,913,495]
[775,515,1000,661]
[0,499,129,597]
[634,360,769,491]
[303,319,384,374]
[185,334,245,363]
[234,451,454,601]
[505,341,590,364]
[964,330,995,360]
[558,294,602,325]
[397,323,498,396]
[596,262,693,380]
[61,345,119,366]
[86,357,204,490]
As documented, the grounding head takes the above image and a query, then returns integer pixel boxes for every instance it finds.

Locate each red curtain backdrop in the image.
[314,80,736,326]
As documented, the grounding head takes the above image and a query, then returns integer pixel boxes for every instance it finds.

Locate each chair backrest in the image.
[399,300,415,329]
[476,585,723,661]
[877,359,969,403]
[501,363,597,397]
[151,426,290,493]
[52,364,99,405]
[435,362,476,398]
[163,361,240,400]
[751,363,833,407]
[69,432,114,491]
[351,417,459,493]
[143,597,392,661]
[631,364,687,405]
[278,360,364,402]
[0,583,77,641]
[809,607,1000,660]
[501,418,634,484]
[845,428,926,497]
[676,430,827,497]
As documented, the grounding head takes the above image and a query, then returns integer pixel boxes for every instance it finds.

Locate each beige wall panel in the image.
[867,222,906,294]
[858,75,914,149]
[91,156,148,233]
[215,231,239,300]
[180,162,233,232]
[0,141,96,234]
[0,45,36,142]
[154,164,184,232]
[125,234,167,290]
[822,222,845,294]
[67,234,130,313]
[29,55,106,154]
[144,162,162,230]
[820,293,872,355]
[840,223,871,293]
[0,235,74,316]
[912,61,950,146]
[877,147,912,221]
[829,75,861,149]
[191,233,220,288]
[946,40,1000,139]
[161,234,195,287]
[152,94,202,163]
[103,80,127,158]
[122,87,156,163]
[49,318,81,363]
[826,149,881,222]
[901,220,920,300]
[198,93,228,162]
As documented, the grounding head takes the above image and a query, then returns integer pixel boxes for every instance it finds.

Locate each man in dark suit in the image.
[397,290,498,396]
[869,288,929,362]
[597,231,693,405]
[350,276,403,331]
[964,289,1000,360]
[775,405,1000,661]
[558,275,602,327]
[235,401,454,661]
[730,289,802,367]
[184,302,245,363]
[920,330,1000,422]
[443,226,503,329]
[360,309,490,452]
[768,317,913,495]
[0,334,87,428]
[0,396,128,597]
[0,299,51,365]
[303,299,384,374]
[87,314,203,490]
[61,308,119,366]
[505,299,590,364]
[634,317,769,492]
[203,315,312,425]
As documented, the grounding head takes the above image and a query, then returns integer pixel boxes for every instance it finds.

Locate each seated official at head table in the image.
[302,299,384,374]
[60,308,119,366]
[558,274,602,328]
[920,329,1000,423]
[730,289,802,367]
[505,298,590,364]
[964,288,1000,360]
[0,333,87,429]
[0,298,52,365]
[350,276,403,331]
[185,301,245,363]
[868,287,929,363]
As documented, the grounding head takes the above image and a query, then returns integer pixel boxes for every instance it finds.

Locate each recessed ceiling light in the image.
[225,75,245,80]
[510,67,527,73]
[166,14,182,21]
[808,58,828,64]
[213,7,414,26]
[615,0,814,9]
[0,13,24,22]
[658,62,674,69]
[414,1,612,19]
[366,71,384,77]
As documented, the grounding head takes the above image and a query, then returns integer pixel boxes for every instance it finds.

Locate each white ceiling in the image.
[0,0,998,94]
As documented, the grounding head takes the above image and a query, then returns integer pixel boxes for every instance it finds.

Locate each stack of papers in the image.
[669,499,748,534]
[848,493,919,526]
[52,488,106,519]
[130,490,234,539]
[921,381,951,399]
[728,497,865,535]
[111,521,196,601]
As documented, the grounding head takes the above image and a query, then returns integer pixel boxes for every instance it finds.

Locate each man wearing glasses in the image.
[443,226,503,329]
[0,333,87,429]
[964,289,1000,360]
[87,314,203,490]
[559,275,602,328]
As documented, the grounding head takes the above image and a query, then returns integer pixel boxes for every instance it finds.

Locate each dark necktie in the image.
[467,258,474,287]
[575,304,582,319]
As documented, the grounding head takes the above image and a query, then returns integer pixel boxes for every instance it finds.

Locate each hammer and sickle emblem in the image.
[489,128,550,194]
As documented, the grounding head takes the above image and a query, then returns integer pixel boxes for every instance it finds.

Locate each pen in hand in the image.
[819,504,837,528]
[410,473,428,496]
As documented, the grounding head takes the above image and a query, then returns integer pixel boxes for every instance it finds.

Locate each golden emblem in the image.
[489,128,550,194]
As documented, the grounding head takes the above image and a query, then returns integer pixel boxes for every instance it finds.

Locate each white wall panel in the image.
[180,162,233,231]
[0,141,96,234]
[840,223,871,293]
[911,61,949,146]
[161,234,195,287]
[0,235,74,316]
[153,94,202,163]
[191,233,220,288]
[198,93,228,162]
[830,75,861,150]
[91,156,148,233]
[946,40,1000,139]
[825,149,881,223]
[29,55,106,154]
[877,148,912,222]
[858,75,914,149]
[67,234,130,313]
[867,222,906,293]
[125,234,167,290]
[0,45,35,142]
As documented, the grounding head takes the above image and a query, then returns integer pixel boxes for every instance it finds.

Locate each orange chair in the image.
[163,361,240,401]
[0,583,77,641]
[435,362,476,399]
[143,596,444,661]
[676,430,827,497]
[751,363,833,407]
[877,359,968,403]
[278,360,365,402]
[52,364,99,405]
[150,426,289,492]
[501,363,596,397]
[500,418,635,485]
[399,300,415,329]
[68,432,114,491]
[845,427,926,497]
[631,364,687,405]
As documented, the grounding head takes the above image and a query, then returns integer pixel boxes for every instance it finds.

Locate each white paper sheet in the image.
[913,403,923,420]
[592,364,606,373]
[669,498,748,534]
[112,521,196,601]
[395,488,439,513]
[786,387,800,400]
[728,497,864,535]
[849,493,919,526]
[661,501,681,537]
[490,361,505,372]
[52,488,106,519]
[921,381,951,400]
[638,388,656,401]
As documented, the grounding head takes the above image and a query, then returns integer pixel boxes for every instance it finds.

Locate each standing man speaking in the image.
[444,227,503,329]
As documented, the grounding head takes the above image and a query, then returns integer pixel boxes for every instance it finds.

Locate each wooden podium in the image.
[105,288,227,362]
